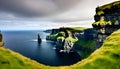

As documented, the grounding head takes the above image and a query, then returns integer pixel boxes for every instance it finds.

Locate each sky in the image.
[0,0,116,30]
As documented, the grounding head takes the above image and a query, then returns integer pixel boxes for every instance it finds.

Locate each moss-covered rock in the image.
[56,36,65,51]
[46,33,58,41]
[92,16,112,28]
[96,10,104,15]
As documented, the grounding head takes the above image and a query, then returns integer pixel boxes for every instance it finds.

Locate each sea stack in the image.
[38,34,41,44]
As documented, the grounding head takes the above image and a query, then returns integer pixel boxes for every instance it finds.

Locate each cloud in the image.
[0,0,116,23]
[50,0,116,21]
[0,20,93,30]
[0,0,81,18]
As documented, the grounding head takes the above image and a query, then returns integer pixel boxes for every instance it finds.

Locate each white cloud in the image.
[50,0,116,21]
[0,20,93,30]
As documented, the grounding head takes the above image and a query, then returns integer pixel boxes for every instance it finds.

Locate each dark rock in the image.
[38,34,41,44]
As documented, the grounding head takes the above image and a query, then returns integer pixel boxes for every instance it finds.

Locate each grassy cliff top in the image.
[70,27,87,31]
[1,29,120,69]
[97,1,120,10]
[60,27,87,31]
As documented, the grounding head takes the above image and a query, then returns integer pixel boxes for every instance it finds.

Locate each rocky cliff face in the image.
[46,27,95,54]
[95,1,120,22]
[93,1,120,48]
[0,31,4,47]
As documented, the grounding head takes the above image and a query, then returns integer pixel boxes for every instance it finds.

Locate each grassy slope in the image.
[76,39,96,58]
[0,29,120,69]
[76,39,95,51]
[69,29,120,69]
[0,47,55,69]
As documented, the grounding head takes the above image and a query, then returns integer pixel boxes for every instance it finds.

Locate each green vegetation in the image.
[65,37,78,43]
[1,29,120,69]
[111,20,120,24]
[48,33,58,41]
[79,50,91,59]
[0,47,54,69]
[1,1,120,68]
[70,29,120,69]
[96,10,104,15]
[0,41,4,47]
[76,39,96,58]
[98,1,120,10]
[96,1,120,16]
[57,36,65,41]
[76,39,96,51]
[47,27,87,41]
[71,27,86,31]
[48,27,94,58]
[93,17,112,26]
[0,41,4,45]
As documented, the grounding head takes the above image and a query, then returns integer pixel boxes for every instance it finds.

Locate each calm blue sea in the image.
[2,30,81,66]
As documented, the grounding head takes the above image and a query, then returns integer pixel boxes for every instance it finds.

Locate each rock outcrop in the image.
[46,27,82,53]
[46,27,95,54]
[0,31,4,47]
[92,1,120,48]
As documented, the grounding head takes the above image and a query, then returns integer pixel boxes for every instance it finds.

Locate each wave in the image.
[31,39,54,43]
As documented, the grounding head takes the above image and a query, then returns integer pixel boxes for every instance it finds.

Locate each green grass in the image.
[96,10,104,15]
[48,27,87,41]
[96,1,120,16]
[79,50,91,59]
[75,39,96,58]
[76,39,96,51]
[1,29,120,69]
[49,33,59,41]
[70,29,120,69]
[71,27,87,31]
[0,41,4,47]
[0,41,4,44]
[98,1,120,10]
[93,17,112,25]
[65,36,78,43]
[0,47,55,69]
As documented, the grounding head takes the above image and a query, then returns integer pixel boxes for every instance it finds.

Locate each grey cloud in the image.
[0,0,81,18]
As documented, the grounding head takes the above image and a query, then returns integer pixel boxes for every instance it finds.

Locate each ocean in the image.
[2,30,81,66]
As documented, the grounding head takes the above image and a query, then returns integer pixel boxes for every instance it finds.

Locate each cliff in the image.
[93,1,120,28]
[0,1,120,69]
[46,27,86,41]
[0,32,4,47]
[93,1,120,48]
[46,27,95,58]
[68,29,120,69]
[0,29,120,69]
[46,27,94,41]
[94,1,120,21]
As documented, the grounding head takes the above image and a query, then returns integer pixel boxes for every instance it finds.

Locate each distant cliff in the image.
[46,27,96,58]
[46,27,95,41]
